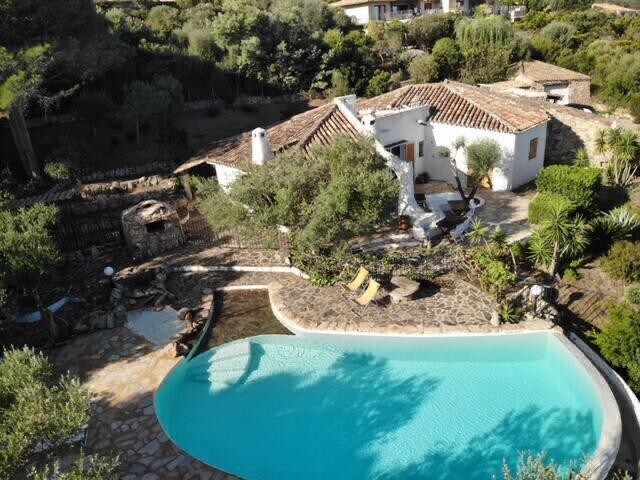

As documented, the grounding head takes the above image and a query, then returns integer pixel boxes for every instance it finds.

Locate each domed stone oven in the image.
[121,200,184,258]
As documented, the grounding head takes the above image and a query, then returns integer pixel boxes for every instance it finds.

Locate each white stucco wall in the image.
[544,83,570,104]
[363,110,548,192]
[427,123,515,191]
[344,5,371,25]
[213,163,244,191]
[369,106,430,179]
[512,123,547,189]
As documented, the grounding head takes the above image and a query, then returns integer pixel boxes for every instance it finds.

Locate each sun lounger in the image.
[354,279,381,307]
[343,266,369,292]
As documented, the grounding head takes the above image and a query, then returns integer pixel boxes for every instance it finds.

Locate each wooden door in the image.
[406,143,415,163]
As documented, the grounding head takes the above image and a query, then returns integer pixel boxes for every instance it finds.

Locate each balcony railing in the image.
[375,8,443,21]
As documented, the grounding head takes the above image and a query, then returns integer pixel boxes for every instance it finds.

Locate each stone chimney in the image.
[251,128,273,166]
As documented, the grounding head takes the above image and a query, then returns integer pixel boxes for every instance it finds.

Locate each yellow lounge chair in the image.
[354,279,380,307]
[344,267,369,292]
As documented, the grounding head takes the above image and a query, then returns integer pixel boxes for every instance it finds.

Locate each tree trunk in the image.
[548,241,560,277]
[33,289,58,343]
[136,121,140,147]
[449,155,469,204]
[8,104,42,180]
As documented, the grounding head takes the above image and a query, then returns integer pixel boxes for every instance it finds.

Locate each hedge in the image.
[528,192,576,224]
[601,241,640,283]
[535,165,602,211]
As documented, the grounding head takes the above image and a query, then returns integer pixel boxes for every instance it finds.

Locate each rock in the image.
[73,322,90,333]
[490,311,501,327]
[177,308,190,321]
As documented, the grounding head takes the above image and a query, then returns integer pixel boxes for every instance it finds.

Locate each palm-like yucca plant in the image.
[528,202,589,276]
[468,218,489,245]
[597,128,640,187]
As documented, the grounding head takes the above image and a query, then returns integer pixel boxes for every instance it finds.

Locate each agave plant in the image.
[590,207,639,247]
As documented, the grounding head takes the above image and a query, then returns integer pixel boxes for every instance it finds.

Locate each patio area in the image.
[415,182,535,242]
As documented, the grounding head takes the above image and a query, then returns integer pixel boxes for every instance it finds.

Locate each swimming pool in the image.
[155,332,620,480]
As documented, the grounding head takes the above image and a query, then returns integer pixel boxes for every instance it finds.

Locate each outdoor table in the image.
[447,200,468,213]
[388,275,421,304]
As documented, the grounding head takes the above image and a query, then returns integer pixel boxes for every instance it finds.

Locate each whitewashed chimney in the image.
[251,128,273,166]
[361,112,377,136]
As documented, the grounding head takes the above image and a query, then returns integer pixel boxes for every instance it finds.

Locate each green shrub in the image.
[626,286,640,305]
[562,267,581,283]
[535,165,602,211]
[29,452,119,480]
[601,241,640,283]
[511,240,528,265]
[629,92,640,124]
[592,302,640,394]
[0,348,91,478]
[528,192,576,224]
[44,162,75,182]
[472,249,517,298]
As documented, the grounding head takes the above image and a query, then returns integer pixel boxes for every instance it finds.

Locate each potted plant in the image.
[399,215,412,231]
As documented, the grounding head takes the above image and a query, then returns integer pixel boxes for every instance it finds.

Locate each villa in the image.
[176,81,550,237]
[487,60,592,106]
[330,0,470,24]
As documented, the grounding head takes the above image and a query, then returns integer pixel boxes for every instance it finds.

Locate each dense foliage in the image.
[517,7,640,119]
[535,165,602,211]
[0,347,91,478]
[528,192,576,224]
[601,240,640,283]
[197,136,399,284]
[592,302,640,394]
[0,200,60,340]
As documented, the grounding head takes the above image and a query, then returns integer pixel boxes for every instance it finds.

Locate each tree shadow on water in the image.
[166,348,441,480]
[377,406,597,480]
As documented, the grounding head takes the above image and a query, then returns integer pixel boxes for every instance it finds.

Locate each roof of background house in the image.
[513,60,591,83]
[592,2,639,13]
[358,81,550,133]
[175,102,360,173]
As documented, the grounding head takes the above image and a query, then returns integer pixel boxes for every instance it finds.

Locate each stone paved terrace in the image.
[49,267,556,479]
[416,183,535,242]
[52,329,236,480]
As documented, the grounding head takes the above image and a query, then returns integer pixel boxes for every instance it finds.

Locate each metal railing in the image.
[376,8,443,21]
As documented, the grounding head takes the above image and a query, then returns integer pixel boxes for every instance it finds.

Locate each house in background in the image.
[487,60,592,105]
[330,0,469,25]
[176,81,550,237]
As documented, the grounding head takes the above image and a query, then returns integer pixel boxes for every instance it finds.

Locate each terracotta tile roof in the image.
[176,103,360,173]
[514,60,591,83]
[358,82,550,133]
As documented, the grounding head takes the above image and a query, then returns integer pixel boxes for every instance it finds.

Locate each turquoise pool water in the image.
[155,332,604,480]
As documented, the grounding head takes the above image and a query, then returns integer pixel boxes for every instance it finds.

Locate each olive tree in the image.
[0,348,91,478]
[0,203,60,339]
[448,137,502,206]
